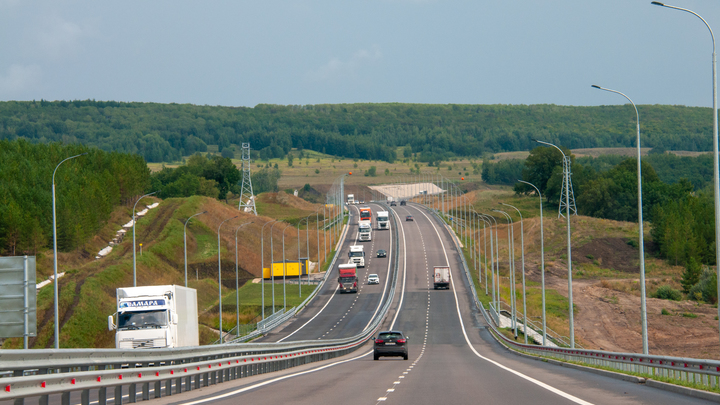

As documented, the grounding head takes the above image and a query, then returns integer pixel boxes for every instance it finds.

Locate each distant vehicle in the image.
[338,264,358,293]
[360,207,372,221]
[390,201,397,206]
[377,211,389,230]
[406,215,413,221]
[108,285,198,349]
[359,219,372,242]
[368,274,380,284]
[347,194,355,204]
[433,266,451,290]
[348,245,365,267]
[377,249,387,258]
[400,200,407,206]
[373,331,408,360]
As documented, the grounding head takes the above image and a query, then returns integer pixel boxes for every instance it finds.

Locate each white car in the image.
[368,274,380,284]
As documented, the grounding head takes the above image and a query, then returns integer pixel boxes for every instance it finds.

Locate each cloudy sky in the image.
[2,0,720,108]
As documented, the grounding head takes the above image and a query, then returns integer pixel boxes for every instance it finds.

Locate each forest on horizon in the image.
[0,100,716,164]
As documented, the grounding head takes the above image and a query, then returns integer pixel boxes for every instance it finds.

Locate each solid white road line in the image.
[416,207,594,405]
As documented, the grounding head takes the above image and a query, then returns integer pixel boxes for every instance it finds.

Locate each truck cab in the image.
[338,263,358,293]
[358,220,372,241]
[348,245,365,267]
[108,285,198,349]
[347,194,355,205]
[377,211,389,230]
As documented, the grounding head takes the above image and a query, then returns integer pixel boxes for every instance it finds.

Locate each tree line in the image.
[149,154,281,200]
[1,100,718,164]
[0,139,150,255]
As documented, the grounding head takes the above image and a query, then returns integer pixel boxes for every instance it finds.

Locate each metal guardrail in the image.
[435,202,720,392]
[0,203,401,404]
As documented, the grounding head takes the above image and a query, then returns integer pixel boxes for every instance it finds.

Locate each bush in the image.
[661,308,671,315]
[652,285,682,301]
[688,267,717,303]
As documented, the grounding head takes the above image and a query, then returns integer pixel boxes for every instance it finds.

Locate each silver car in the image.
[368,274,380,284]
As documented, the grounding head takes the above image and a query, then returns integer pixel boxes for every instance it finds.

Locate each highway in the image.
[11,203,712,405]
[257,202,394,343]
[142,202,711,405]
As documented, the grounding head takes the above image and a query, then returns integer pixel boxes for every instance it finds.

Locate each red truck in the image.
[338,264,358,293]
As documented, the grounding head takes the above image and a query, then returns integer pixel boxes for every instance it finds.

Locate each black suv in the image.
[373,331,408,360]
[400,200,407,206]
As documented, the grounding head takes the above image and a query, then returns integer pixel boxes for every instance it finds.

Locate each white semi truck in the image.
[358,219,372,241]
[347,194,355,204]
[377,211,389,230]
[348,245,365,267]
[108,285,199,349]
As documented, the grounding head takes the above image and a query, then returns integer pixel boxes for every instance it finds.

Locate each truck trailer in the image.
[433,266,451,290]
[263,259,309,279]
[338,264,358,293]
[108,285,199,349]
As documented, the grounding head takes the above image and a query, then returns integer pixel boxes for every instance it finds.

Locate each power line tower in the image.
[558,155,577,218]
[238,143,257,215]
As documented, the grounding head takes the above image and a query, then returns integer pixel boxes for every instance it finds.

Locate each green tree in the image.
[287,153,294,167]
[681,257,702,293]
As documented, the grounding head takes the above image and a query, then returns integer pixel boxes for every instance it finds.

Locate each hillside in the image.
[463,186,720,359]
[1,194,326,349]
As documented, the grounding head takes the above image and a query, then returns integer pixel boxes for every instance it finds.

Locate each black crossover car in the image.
[406,215,413,221]
[377,249,387,258]
[400,200,407,206]
[373,331,408,360]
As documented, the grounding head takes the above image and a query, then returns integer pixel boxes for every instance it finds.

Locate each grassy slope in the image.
[3,193,329,349]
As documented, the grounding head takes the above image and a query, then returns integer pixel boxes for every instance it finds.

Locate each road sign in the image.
[0,256,37,342]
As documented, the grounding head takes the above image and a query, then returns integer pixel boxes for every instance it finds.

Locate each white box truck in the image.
[108,285,199,349]
[433,266,451,290]
[348,245,365,267]
[358,219,372,241]
[377,211,389,230]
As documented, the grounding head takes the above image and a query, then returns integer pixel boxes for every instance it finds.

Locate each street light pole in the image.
[270,221,283,314]
[260,220,277,321]
[184,211,207,288]
[502,202,528,344]
[495,209,517,338]
[518,180,547,346]
[592,84,649,354]
[133,191,158,287]
[536,139,575,348]
[235,221,252,338]
[51,152,85,349]
[282,223,292,312]
[651,0,718,355]
[217,215,237,343]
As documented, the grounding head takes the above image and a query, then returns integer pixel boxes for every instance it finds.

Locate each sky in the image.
[2,0,720,108]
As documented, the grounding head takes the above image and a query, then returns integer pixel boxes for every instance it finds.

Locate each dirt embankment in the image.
[537,234,720,359]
